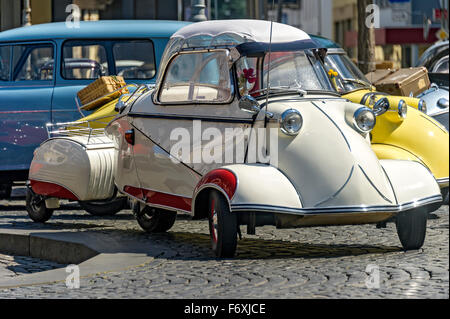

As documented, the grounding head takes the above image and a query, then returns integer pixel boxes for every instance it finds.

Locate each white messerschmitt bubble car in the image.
[104,20,442,257]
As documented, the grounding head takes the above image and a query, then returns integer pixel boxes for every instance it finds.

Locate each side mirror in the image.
[239,95,261,114]
[372,97,390,116]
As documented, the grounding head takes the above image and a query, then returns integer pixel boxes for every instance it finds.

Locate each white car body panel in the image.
[29,135,116,201]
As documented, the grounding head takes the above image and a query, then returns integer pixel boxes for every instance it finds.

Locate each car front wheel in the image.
[25,187,54,223]
[208,190,237,258]
[395,207,428,250]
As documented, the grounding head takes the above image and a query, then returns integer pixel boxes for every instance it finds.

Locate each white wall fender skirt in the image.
[29,135,117,202]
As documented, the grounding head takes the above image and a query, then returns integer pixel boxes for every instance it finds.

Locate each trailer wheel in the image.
[0,183,12,200]
[135,206,177,233]
[208,190,237,258]
[26,188,54,223]
[79,197,127,216]
[395,207,428,250]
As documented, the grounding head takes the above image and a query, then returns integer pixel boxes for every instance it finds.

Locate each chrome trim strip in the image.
[419,114,448,134]
[436,177,449,187]
[311,101,352,151]
[191,167,239,215]
[358,164,393,204]
[430,109,449,117]
[436,177,449,183]
[191,183,232,215]
[128,112,254,124]
[313,165,354,207]
[230,194,442,215]
[380,165,398,205]
[275,166,304,207]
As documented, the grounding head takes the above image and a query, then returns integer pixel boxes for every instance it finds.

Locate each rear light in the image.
[125,129,135,145]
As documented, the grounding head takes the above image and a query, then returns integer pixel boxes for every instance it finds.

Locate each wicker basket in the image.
[77,76,128,111]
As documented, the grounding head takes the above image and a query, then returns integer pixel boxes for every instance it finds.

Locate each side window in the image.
[62,41,108,79]
[0,46,11,81]
[12,44,54,81]
[159,51,232,103]
[113,40,155,79]
[235,57,258,96]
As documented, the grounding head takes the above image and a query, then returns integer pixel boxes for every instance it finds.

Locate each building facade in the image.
[0,0,187,31]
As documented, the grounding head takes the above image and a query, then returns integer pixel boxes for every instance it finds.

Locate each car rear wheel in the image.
[0,183,12,200]
[25,187,54,223]
[79,197,128,216]
[208,190,237,258]
[135,205,177,233]
[395,207,428,250]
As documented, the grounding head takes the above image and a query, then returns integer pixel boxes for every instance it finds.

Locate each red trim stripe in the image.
[195,169,237,200]
[124,185,192,212]
[30,179,78,201]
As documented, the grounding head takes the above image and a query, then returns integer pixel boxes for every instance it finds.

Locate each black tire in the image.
[440,187,449,205]
[0,183,12,200]
[25,187,54,223]
[79,197,127,216]
[395,207,428,250]
[208,190,237,258]
[135,206,177,233]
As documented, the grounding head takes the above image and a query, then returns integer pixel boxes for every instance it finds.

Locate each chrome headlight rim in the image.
[353,107,376,133]
[418,99,427,113]
[398,99,408,119]
[280,109,303,136]
[437,98,449,109]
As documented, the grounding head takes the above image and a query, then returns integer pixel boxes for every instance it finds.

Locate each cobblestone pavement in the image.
[0,254,66,279]
[0,191,448,299]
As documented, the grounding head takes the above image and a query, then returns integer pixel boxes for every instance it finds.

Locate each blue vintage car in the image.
[0,20,189,199]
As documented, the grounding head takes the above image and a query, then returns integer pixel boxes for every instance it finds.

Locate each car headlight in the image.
[437,98,449,109]
[418,99,427,113]
[354,107,376,133]
[398,99,407,119]
[280,109,303,136]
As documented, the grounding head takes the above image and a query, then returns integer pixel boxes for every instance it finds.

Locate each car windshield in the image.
[323,53,372,93]
[236,50,335,96]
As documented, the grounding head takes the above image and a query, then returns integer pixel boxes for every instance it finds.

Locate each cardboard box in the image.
[365,67,430,97]
[365,69,396,85]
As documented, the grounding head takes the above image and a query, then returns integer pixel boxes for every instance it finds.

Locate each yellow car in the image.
[319,45,449,202]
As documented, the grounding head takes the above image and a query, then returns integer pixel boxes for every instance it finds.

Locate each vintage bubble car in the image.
[104,20,442,257]
[416,84,449,131]
[0,20,189,201]
[26,83,153,221]
[310,35,449,127]
[311,35,449,203]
